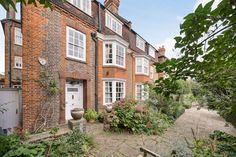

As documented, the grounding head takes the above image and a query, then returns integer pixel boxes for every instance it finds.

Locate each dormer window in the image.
[149,46,156,58]
[136,35,145,51]
[68,0,91,16]
[105,11,123,36]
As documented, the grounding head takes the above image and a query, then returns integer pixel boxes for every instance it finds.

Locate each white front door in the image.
[65,83,83,120]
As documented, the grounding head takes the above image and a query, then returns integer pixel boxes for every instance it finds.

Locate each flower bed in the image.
[104,99,173,135]
[0,129,95,157]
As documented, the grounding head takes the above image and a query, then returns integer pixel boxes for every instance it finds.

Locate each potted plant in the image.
[105,105,113,113]
[84,109,98,123]
[71,108,84,120]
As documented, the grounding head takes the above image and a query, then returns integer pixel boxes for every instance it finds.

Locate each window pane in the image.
[116,45,124,66]
[105,82,113,104]
[105,44,113,64]
[67,27,85,60]
[136,85,142,100]
[116,82,124,101]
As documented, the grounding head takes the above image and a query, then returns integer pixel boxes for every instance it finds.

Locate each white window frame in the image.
[135,57,149,75]
[14,27,22,46]
[66,26,86,62]
[136,35,145,51]
[68,0,91,16]
[105,11,123,36]
[150,66,154,79]
[103,80,126,105]
[13,85,22,89]
[149,46,156,58]
[14,56,22,69]
[103,41,126,68]
[135,84,149,101]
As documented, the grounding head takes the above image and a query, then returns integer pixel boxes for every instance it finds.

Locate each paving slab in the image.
[88,107,236,157]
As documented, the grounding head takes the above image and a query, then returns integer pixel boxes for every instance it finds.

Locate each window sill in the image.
[14,67,22,70]
[66,57,87,64]
[135,73,149,77]
[14,43,22,46]
[103,65,126,70]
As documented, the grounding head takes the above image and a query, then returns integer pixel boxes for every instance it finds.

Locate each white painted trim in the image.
[97,33,129,47]
[135,83,149,101]
[150,66,154,79]
[14,27,22,46]
[66,26,86,62]
[133,54,152,60]
[103,41,126,68]
[135,57,150,76]
[102,78,127,82]
[149,45,156,58]
[14,56,22,69]
[105,10,123,36]
[103,79,126,106]
[68,0,92,16]
[136,35,145,51]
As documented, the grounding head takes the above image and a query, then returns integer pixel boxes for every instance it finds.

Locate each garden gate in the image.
[0,88,22,134]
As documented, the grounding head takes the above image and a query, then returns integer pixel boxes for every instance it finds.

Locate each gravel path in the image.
[88,107,236,157]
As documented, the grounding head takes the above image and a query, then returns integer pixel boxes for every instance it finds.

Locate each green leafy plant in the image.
[0,0,67,11]
[84,109,98,122]
[155,0,236,127]
[108,99,173,135]
[49,127,59,137]
[0,129,95,157]
[48,79,59,95]
[190,130,236,157]
[97,112,105,123]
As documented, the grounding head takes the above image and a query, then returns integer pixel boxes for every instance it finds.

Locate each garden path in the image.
[88,106,236,157]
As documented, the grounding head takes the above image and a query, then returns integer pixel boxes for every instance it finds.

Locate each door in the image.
[0,89,21,134]
[65,83,83,120]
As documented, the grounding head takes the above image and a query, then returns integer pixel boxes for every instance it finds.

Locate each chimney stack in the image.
[104,0,120,14]
[158,45,166,57]
[6,0,16,19]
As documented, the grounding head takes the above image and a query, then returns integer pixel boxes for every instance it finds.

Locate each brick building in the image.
[0,73,4,88]
[1,0,166,130]
[1,10,22,88]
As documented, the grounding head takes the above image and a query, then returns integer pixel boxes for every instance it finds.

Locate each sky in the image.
[0,0,218,74]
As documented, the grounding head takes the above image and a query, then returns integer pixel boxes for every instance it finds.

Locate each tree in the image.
[0,0,66,11]
[155,0,236,125]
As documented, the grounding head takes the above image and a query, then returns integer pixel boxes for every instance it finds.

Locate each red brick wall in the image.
[21,3,96,130]
[2,20,22,87]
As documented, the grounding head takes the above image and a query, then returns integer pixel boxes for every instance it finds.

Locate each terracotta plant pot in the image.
[71,108,84,120]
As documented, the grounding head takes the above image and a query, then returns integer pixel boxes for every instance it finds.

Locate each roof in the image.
[98,1,159,54]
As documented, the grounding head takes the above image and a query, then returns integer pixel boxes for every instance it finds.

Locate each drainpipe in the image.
[8,22,13,88]
[92,32,98,112]
[91,2,102,112]
[98,3,102,32]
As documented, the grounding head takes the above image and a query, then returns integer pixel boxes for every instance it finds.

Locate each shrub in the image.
[0,129,95,157]
[108,99,173,135]
[97,112,105,123]
[190,130,236,157]
[84,109,98,122]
